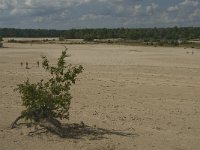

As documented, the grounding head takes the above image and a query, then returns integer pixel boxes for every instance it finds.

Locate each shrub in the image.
[8,39,17,43]
[11,48,84,137]
[59,36,65,41]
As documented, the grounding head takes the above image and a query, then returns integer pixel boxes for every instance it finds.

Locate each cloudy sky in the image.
[0,0,200,29]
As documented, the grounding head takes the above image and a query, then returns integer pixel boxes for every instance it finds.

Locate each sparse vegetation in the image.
[1,27,200,41]
[8,39,16,43]
[8,39,43,44]
[59,36,65,41]
[25,62,29,69]
[83,34,94,42]
[11,48,84,137]
[2,28,200,48]
[0,36,3,47]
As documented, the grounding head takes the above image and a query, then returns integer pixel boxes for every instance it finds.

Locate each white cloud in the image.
[189,9,200,20]
[180,0,199,7]
[115,4,125,13]
[80,14,98,20]
[25,0,32,7]
[33,16,46,23]
[146,3,158,14]
[10,8,27,16]
[130,4,142,16]
[0,0,7,9]
[167,6,178,11]
[174,0,200,23]
[0,0,200,29]
[80,13,109,21]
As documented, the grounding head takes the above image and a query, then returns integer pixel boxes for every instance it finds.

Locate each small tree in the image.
[11,48,83,137]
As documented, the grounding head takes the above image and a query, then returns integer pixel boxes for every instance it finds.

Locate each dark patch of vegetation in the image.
[0,36,3,47]
[8,39,43,44]
[83,34,95,42]
[1,27,200,41]
[2,27,200,48]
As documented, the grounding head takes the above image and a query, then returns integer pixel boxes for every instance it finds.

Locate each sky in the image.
[0,0,200,29]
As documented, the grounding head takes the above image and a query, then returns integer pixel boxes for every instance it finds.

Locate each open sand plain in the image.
[0,42,200,150]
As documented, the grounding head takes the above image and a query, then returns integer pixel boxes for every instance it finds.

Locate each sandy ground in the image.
[0,43,200,150]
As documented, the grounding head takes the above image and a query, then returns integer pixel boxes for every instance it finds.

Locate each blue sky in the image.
[0,0,199,29]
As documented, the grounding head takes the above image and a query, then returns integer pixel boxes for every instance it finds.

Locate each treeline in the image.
[0,27,200,40]
[0,28,64,38]
[0,36,3,47]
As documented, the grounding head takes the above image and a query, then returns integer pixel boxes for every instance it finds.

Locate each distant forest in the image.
[0,27,200,41]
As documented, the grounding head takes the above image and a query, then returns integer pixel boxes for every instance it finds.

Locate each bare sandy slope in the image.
[0,43,200,150]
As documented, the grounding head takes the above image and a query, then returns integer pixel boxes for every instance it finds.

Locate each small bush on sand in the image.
[59,36,65,41]
[11,48,83,137]
[8,39,17,43]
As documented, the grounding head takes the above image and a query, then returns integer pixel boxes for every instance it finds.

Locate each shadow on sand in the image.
[29,123,138,140]
[60,123,137,140]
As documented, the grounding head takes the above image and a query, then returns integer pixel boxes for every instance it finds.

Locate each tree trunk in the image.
[11,115,26,129]
[38,117,64,138]
[11,115,65,138]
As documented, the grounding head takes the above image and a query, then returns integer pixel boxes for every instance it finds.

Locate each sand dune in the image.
[0,43,200,150]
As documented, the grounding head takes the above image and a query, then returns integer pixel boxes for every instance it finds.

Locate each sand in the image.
[0,42,200,150]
